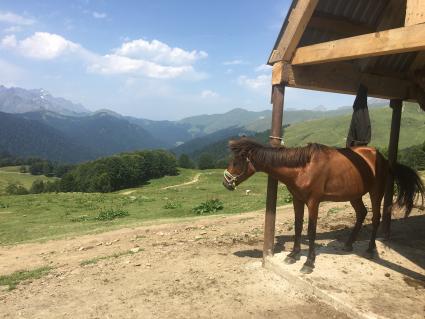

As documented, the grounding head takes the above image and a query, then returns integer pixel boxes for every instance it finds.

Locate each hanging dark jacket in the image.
[346,84,371,147]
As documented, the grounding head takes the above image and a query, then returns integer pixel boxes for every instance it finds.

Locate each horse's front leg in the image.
[284,197,304,264]
[300,201,319,274]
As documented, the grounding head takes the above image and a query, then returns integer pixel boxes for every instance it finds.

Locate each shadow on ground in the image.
[233,214,425,282]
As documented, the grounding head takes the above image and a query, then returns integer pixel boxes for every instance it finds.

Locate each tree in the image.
[178,154,195,169]
[30,180,45,194]
[198,153,215,170]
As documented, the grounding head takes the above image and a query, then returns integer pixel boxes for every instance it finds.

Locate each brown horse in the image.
[223,138,424,273]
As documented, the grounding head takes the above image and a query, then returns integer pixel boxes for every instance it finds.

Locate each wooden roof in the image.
[269,0,425,110]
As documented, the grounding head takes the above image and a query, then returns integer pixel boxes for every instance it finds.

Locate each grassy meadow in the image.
[0,166,56,195]
[0,168,291,245]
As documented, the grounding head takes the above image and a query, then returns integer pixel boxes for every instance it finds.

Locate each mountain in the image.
[0,85,89,115]
[191,103,425,163]
[173,126,255,157]
[19,110,165,158]
[0,112,94,162]
[126,117,194,147]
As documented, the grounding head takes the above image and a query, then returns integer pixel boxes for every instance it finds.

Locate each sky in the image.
[0,0,357,120]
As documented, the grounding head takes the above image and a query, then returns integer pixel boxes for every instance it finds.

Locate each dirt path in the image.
[162,173,201,190]
[0,201,422,318]
[0,202,357,319]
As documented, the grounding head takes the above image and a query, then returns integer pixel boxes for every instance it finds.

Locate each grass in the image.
[0,266,52,290]
[0,166,56,195]
[79,249,144,266]
[0,168,293,245]
[283,103,425,149]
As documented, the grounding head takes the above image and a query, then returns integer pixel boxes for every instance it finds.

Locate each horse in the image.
[222,138,424,274]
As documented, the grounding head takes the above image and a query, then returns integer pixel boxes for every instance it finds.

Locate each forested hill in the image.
[0,112,94,163]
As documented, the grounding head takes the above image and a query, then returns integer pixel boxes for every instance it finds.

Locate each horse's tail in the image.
[393,163,424,217]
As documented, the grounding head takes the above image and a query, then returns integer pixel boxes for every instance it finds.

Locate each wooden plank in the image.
[382,100,403,239]
[280,62,413,100]
[405,0,425,26]
[268,0,319,64]
[308,14,374,37]
[272,61,284,85]
[291,24,425,66]
[263,85,285,263]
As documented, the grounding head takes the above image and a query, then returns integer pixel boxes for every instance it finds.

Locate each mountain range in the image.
[0,85,409,163]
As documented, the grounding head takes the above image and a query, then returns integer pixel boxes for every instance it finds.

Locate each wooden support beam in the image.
[291,24,425,66]
[382,100,403,238]
[279,62,412,100]
[263,85,285,264]
[269,0,318,64]
[308,13,375,37]
[405,0,425,26]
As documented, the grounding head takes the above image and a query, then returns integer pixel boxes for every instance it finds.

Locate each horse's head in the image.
[222,139,257,191]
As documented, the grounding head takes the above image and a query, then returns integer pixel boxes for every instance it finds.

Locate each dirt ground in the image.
[0,200,423,319]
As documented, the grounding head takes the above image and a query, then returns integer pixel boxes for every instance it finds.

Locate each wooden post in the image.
[382,99,403,238]
[263,84,285,265]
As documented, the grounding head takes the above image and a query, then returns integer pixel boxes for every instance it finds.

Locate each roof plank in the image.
[268,0,318,64]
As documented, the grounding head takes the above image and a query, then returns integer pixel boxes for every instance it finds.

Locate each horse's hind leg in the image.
[300,201,319,274]
[284,197,304,264]
[344,198,368,251]
[367,192,384,255]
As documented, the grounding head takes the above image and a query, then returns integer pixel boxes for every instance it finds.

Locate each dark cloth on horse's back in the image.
[346,84,371,147]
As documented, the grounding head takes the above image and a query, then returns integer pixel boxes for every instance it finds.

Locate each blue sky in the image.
[0,0,356,120]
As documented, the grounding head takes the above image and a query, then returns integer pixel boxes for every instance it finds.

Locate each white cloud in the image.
[238,74,271,90]
[223,59,246,65]
[1,32,207,80]
[1,32,80,60]
[88,54,194,79]
[93,11,107,19]
[115,38,208,66]
[0,11,35,26]
[201,90,218,98]
[255,64,272,72]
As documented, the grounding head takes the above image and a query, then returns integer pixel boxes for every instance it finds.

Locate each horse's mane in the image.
[229,139,328,168]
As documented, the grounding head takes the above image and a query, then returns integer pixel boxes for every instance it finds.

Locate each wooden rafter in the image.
[268,0,318,64]
[272,61,413,101]
[291,24,425,66]
[405,0,425,26]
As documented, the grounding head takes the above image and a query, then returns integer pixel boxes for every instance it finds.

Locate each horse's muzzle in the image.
[222,180,235,191]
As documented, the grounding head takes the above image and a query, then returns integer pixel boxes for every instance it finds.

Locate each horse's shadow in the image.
[233,214,425,281]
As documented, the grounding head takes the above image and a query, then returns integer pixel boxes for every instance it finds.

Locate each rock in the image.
[105,242,112,246]
[96,242,103,246]
[157,232,165,236]
[385,273,391,278]
[130,247,141,253]
[200,231,207,235]
[112,239,120,243]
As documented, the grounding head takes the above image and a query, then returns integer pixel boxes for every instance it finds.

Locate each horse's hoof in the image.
[300,264,314,274]
[284,256,297,264]
[342,244,353,252]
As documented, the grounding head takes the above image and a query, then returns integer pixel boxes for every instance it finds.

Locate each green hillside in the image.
[282,102,424,148]
[192,103,425,166]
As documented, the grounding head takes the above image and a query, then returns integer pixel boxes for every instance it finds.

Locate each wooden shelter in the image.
[263,0,425,261]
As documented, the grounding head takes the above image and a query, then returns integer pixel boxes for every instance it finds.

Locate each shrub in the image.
[30,180,45,194]
[163,201,182,209]
[198,153,215,170]
[178,154,195,169]
[192,199,224,215]
[95,208,130,221]
[5,183,29,195]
